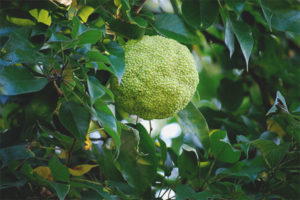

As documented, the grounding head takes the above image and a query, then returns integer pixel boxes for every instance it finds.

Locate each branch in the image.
[202,31,225,46]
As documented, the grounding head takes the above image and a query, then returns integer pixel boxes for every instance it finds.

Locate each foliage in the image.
[0,0,300,199]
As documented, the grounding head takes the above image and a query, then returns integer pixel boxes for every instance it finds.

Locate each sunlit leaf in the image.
[68,164,98,176]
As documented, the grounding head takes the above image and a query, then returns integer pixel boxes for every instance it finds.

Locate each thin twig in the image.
[134,0,147,14]
[149,120,153,135]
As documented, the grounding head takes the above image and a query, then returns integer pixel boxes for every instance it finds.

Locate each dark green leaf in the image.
[0,145,34,167]
[109,19,145,39]
[121,0,147,28]
[87,76,106,104]
[0,66,48,95]
[177,102,210,150]
[58,101,91,142]
[49,182,70,200]
[217,78,244,111]
[93,101,120,149]
[175,184,212,200]
[71,179,117,200]
[251,139,289,168]
[154,14,199,44]
[105,42,125,82]
[182,0,219,29]
[210,130,241,163]
[86,51,109,63]
[117,124,157,193]
[49,156,70,182]
[225,0,245,16]
[77,29,102,45]
[71,17,87,39]
[229,13,254,70]
[178,145,198,179]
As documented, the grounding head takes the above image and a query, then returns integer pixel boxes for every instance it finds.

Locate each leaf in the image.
[71,17,87,39]
[49,182,70,200]
[70,179,117,200]
[209,130,241,163]
[58,101,91,142]
[117,124,158,194]
[32,166,53,181]
[87,76,106,104]
[267,91,289,115]
[251,139,289,168]
[109,19,145,39]
[121,0,148,28]
[182,0,219,29]
[78,6,95,23]
[225,0,245,16]
[37,9,51,26]
[177,102,210,150]
[225,18,235,57]
[105,42,125,83]
[77,29,102,45]
[217,78,244,111]
[228,13,254,70]
[86,51,109,63]
[259,0,300,33]
[154,13,199,44]
[175,184,212,200]
[49,156,70,182]
[0,145,35,167]
[178,145,198,179]
[68,164,98,176]
[93,101,120,150]
[0,66,48,95]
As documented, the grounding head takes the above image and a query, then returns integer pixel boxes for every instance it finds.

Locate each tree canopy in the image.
[0,0,300,199]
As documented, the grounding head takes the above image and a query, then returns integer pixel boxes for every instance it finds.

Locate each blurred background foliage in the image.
[0,0,300,199]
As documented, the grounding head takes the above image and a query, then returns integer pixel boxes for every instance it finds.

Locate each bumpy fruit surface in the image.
[111,35,199,120]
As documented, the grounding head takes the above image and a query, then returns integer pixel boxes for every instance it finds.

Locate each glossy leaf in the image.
[210,130,241,163]
[154,13,199,44]
[182,0,219,29]
[58,101,91,142]
[105,42,125,82]
[177,102,210,150]
[68,164,98,176]
[77,29,102,45]
[49,182,70,200]
[225,0,244,16]
[0,66,48,95]
[225,18,235,57]
[175,184,212,200]
[87,76,106,104]
[109,19,145,39]
[267,91,289,115]
[229,13,254,70]
[93,101,120,149]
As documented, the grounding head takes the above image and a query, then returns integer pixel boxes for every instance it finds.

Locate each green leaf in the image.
[177,102,210,150]
[0,66,48,95]
[175,184,212,200]
[109,19,145,39]
[117,124,157,194]
[86,51,109,63]
[58,101,91,142]
[267,91,289,115]
[49,182,70,200]
[225,18,235,57]
[182,0,219,29]
[37,9,51,26]
[71,17,87,39]
[93,101,120,150]
[77,29,102,45]
[178,145,198,179]
[49,156,70,182]
[251,139,289,168]
[87,76,106,104]
[71,179,117,200]
[229,13,254,70]
[259,0,300,33]
[154,13,199,44]
[225,0,244,16]
[121,0,147,28]
[217,78,244,111]
[0,145,34,167]
[105,42,125,82]
[210,130,241,163]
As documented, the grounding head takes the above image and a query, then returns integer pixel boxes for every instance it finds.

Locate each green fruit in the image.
[111,35,199,120]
